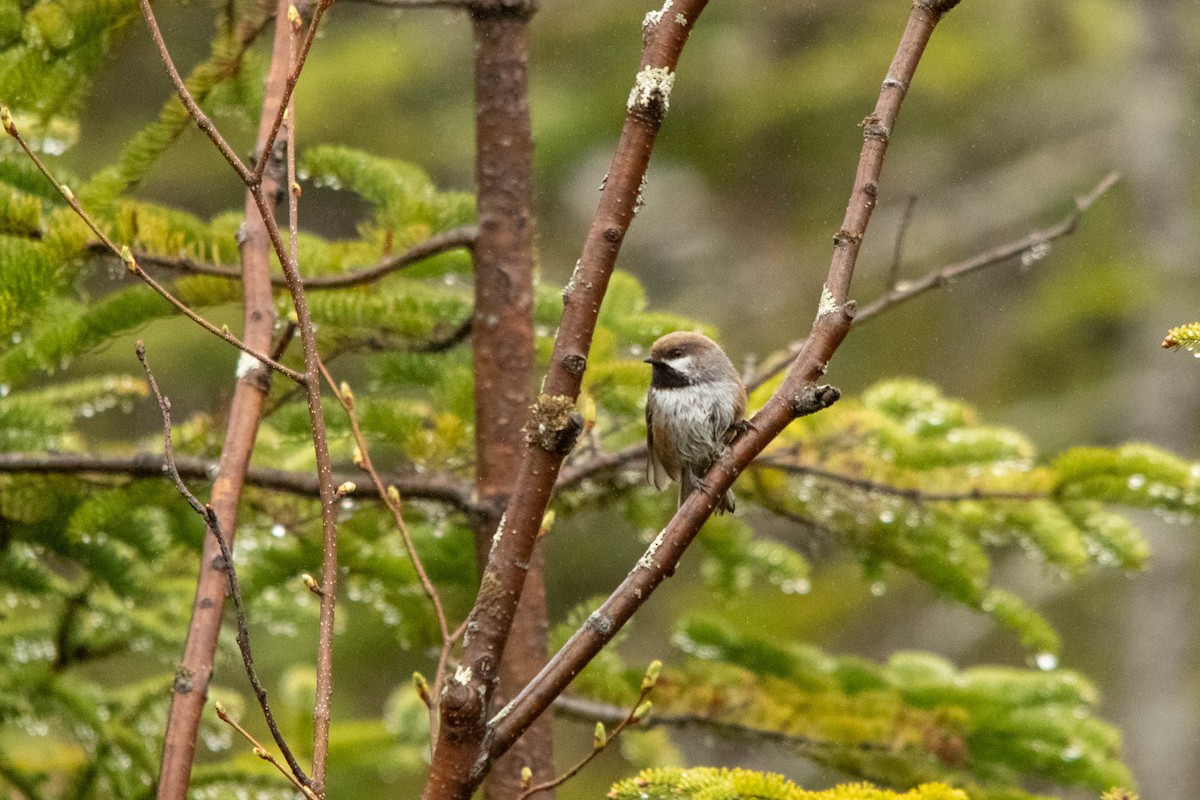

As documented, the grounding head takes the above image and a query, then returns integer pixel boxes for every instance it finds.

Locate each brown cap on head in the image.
[645,331,722,364]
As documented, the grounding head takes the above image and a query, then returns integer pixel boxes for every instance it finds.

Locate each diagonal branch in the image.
[490,0,967,762]
[155,5,308,795]
[421,4,712,798]
[748,171,1122,390]
[137,0,254,184]
[0,110,303,385]
[137,342,311,792]
[856,171,1122,323]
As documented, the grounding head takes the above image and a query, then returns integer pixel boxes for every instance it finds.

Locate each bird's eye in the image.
[668,349,682,359]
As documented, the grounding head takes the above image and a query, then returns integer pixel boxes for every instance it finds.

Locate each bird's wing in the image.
[646,400,673,490]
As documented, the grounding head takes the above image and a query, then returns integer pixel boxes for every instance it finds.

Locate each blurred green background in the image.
[50,0,1200,796]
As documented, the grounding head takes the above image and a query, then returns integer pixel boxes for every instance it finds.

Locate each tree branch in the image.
[748,171,1122,390]
[0,110,304,386]
[137,0,254,184]
[155,5,305,795]
[856,171,1121,323]
[105,225,478,289]
[752,457,1047,504]
[421,4,710,798]
[0,451,477,514]
[521,664,658,800]
[490,0,963,762]
[552,694,895,756]
[137,342,311,792]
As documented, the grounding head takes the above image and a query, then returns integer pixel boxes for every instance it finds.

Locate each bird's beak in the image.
[643,357,658,365]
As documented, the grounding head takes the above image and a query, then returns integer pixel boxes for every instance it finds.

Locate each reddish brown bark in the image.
[466,3,550,798]
[421,4,708,799]
[490,0,960,755]
[154,4,294,798]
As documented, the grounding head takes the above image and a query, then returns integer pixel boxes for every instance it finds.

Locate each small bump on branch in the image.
[790,384,842,419]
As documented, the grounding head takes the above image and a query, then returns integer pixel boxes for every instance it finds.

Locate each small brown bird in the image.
[644,331,747,513]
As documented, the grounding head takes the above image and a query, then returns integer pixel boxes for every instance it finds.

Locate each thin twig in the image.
[856,171,1121,323]
[135,342,311,790]
[103,225,478,289]
[519,670,657,800]
[752,457,1047,504]
[552,695,896,756]
[886,192,918,289]
[745,171,1122,391]
[0,451,478,514]
[253,0,334,182]
[0,110,304,385]
[137,0,254,184]
[316,358,453,737]
[214,702,318,800]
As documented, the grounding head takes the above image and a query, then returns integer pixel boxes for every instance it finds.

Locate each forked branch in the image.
[421,3,712,798]
[136,342,311,793]
[489,0,966,761]
[0,109,304,385]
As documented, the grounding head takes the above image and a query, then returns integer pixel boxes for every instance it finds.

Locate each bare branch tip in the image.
[791,383,841,419]
[915,0,963,17]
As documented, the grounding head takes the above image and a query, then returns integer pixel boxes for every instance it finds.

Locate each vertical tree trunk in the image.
[468,2,551,798]
[154,4,292,798]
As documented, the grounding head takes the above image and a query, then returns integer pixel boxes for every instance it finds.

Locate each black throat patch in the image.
[651,362,693,389]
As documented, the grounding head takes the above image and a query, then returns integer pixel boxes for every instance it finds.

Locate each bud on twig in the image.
[120,246,138,274]
[336,481,356,497]
[352,445,365,468]
[641,659,662,692]
[593,721,607,749]
[301,573,322,596]
[0,106,15,136]
[387,485,401,505]
[631,700,652,723]
[413,671,431,707]
[253,745,270,760]
[339,381,354,406]
[519,766,533,790]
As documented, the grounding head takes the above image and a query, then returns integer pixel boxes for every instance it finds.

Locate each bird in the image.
[644,331,748,514]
